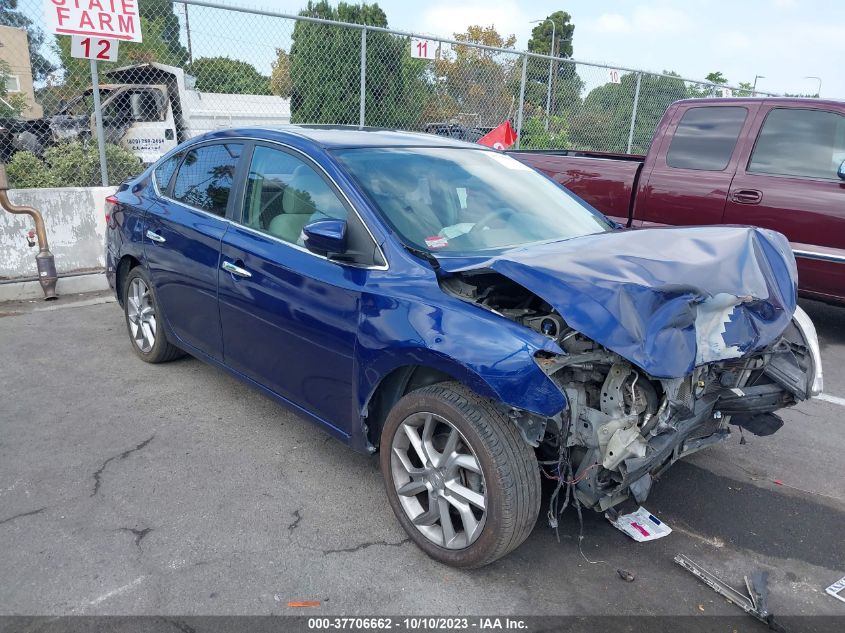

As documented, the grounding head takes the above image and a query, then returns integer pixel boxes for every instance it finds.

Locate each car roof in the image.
[198,125,490,150]
[678,97,845,108]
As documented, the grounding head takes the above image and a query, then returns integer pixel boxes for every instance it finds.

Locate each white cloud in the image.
[419,0,527,41]
[587,5,692,36]
[714,30,752,51]
[631,5,693,33]
[594,14,631,33]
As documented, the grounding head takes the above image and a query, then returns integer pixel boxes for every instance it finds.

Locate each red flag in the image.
[477,121,518,150]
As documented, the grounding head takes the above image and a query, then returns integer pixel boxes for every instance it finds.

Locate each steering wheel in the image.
[467,207,515,235]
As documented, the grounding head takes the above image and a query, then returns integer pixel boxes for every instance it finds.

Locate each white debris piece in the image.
[694,292,746,365]
[826,575,845,603]
[608,506,672,542]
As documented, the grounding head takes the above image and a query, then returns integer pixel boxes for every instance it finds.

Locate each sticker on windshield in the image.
[425,235,449,249]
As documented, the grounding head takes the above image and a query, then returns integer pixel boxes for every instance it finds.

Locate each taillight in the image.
[105,195,118,224]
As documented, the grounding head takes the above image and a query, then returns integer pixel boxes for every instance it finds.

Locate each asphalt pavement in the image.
[0,292,843,624]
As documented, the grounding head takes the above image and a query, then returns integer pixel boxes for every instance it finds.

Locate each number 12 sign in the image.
[411,37,437,60]
[70,35,119,62]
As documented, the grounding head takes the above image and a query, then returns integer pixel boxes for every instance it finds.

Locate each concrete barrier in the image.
[0,186,115,301]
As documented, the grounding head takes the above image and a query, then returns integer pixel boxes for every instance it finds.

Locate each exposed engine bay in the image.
[441,269,820,514]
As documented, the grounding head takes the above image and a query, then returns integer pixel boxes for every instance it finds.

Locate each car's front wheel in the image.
[380,382,541,568]
[123,267,183,363]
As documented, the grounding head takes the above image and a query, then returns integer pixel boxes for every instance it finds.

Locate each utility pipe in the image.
[0,164,58,300]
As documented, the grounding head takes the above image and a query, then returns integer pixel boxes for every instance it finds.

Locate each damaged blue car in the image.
[106,127,824,568]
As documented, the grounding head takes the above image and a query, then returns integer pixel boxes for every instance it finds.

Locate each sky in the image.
[211,0,845,98]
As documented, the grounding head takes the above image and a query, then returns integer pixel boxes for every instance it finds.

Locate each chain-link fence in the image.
[1,0,779,188]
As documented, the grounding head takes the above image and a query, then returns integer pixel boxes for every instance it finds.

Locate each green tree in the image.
[186,57,270,94]
[270,49,292,98]
[287,1,428,127]
[735,81,754,97]
[137,0,189,65]
[527,11,574,58]
[569,71,687,153]
[524,12,582,127]
[688,71,729,98]
[0,0,56,82]
[433,25,518,127]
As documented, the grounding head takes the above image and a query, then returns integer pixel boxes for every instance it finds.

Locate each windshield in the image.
[333,147,612,255]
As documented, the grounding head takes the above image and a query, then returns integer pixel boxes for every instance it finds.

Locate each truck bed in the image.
[509,150,644,224]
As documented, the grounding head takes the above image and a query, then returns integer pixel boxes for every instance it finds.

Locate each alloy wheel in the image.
[126,277,157,353]
[390,412,487,549]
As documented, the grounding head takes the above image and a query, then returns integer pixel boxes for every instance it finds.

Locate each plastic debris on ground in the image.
[607,506,672,542]
[826,575,845,603]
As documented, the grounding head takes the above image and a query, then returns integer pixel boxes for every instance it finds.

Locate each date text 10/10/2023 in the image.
[307,618,528,631]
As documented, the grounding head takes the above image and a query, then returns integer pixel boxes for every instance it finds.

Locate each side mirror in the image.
[302,218,347,255]
[838,159,845,181]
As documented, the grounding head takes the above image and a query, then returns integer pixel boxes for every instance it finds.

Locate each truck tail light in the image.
[105,195,118,224]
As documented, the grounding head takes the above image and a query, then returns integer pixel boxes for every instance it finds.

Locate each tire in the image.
[123,267,183,363]
[380,382,541,568]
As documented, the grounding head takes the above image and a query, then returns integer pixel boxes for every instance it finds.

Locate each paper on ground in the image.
[826,575,845,603]
[608,506,672,542]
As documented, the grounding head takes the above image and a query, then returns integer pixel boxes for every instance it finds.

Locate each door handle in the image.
[730,189,763,204]
[222,260,252,278]
[145,229,166,243]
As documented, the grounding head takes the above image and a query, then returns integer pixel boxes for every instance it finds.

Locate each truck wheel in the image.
[380,382,541,568]
[123,267,183,363]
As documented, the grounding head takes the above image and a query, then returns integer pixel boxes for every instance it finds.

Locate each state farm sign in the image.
[44,0,143,43]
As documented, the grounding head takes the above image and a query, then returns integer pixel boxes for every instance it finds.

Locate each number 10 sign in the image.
[411,37,437,60]
[71,35,119,62]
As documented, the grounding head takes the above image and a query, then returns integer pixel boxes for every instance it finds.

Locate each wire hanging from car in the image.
[546,413,606,565]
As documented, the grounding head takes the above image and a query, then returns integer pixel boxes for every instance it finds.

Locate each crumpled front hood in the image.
[439,226,798,378]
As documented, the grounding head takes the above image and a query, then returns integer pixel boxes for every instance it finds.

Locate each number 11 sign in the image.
[411,37,437,60]
[71,35,119,62]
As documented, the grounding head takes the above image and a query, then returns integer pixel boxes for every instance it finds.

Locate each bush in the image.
[519,116,570,150]
[6,151,57,189]
[6,141,142,189]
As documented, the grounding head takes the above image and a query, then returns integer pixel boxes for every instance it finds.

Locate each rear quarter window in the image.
[171,143,242,216]
[666,106,748,171]
[153,153,180,193]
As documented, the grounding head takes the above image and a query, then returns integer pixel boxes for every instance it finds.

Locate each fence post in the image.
[626,72,642,155]
[515,54,527,150]
[359,27,367,129]
[90,59,109,187]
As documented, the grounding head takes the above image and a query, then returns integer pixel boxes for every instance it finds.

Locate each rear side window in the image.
[666,106,747,171]
[153,153,180,193]
[748,108,845,180]
[171,144,242,216]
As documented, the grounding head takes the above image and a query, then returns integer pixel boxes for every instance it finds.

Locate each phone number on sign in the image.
[308,618,527,631]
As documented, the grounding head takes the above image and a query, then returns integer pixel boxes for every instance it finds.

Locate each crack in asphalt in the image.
[120,526,154,550]
[287,509,302,533]
[0,506,47,527]
[91,435,155,497]
[322,538,410,555]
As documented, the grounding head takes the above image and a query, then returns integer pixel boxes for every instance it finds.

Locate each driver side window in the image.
[241,146,348,246]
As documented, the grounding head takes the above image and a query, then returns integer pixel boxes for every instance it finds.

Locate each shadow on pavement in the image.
[648,461,844,569]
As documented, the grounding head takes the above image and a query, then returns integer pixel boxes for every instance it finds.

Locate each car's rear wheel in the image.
[123,267,183,363]
[380,382,541,568]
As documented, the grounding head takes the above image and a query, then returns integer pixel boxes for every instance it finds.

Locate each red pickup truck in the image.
[512,98,845,305]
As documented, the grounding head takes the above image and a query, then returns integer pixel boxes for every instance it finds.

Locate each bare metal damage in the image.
[441,270,822,514]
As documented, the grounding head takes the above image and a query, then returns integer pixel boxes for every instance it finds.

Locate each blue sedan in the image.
[106,127,822,567]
